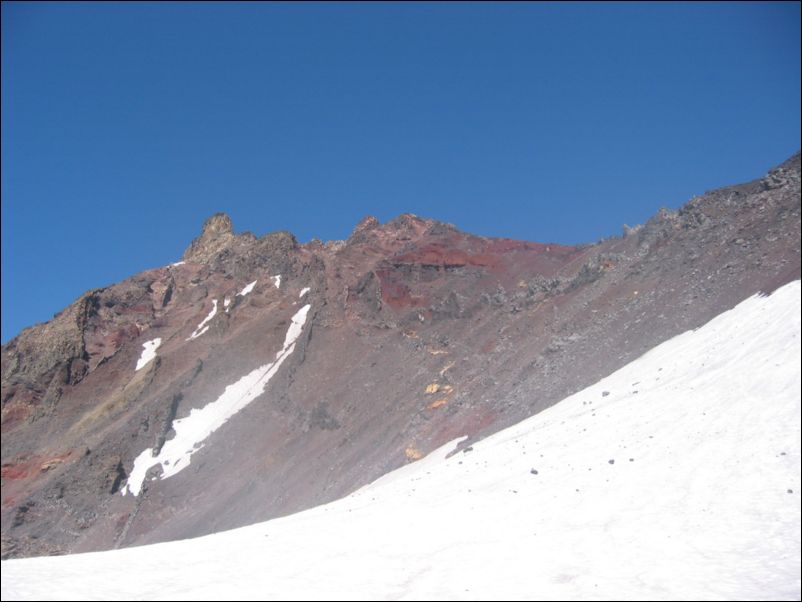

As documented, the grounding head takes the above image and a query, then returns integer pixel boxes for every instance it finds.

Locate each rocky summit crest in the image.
[348,215,380,241]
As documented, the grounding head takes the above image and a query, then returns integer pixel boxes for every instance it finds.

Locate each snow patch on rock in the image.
[135,338,162,371]
[186,300,218,341]
[239,280,257,297]
[122,304,312,496]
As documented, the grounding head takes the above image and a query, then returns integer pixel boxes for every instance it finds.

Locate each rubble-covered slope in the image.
[1,154,799,558]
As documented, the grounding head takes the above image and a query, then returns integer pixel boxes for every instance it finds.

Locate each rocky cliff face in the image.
[2,154,800,559]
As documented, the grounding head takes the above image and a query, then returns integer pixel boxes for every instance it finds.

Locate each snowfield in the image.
[2,282,799,601]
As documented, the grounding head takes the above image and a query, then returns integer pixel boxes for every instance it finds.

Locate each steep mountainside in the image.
[3,280,799,600]
[1,154,800,558]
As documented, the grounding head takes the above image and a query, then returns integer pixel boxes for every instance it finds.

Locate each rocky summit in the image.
[1,154,800,559]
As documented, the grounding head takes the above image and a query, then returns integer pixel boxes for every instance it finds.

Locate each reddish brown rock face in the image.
[1,154,800,559]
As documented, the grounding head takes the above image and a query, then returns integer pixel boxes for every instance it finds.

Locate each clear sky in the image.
[2,2,800,342]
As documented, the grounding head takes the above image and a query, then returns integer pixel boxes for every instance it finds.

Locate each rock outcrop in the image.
[182,212,236,264]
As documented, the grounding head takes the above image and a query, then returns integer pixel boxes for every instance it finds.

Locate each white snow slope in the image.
[2,282,800,601]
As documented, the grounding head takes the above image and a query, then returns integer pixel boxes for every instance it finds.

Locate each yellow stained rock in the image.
[425,383,453,395]
[439,361,456,377]
[428,398,448,410]
[405,447,424,461]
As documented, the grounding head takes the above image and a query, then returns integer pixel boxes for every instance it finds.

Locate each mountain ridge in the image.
[1,153,799,559]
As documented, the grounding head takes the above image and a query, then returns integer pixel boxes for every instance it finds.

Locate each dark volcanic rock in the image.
[1,153,800,558]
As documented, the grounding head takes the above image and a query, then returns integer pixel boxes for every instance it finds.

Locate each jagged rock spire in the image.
[182,213,236,263]
[201,213,233,238]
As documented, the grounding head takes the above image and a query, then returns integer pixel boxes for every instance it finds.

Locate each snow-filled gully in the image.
[122,304,311,496]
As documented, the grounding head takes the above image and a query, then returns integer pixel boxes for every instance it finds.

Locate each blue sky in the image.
[2,2,800,342]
